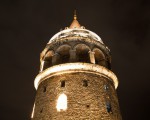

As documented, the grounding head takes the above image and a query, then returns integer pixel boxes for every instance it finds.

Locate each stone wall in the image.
[33,72,122,120]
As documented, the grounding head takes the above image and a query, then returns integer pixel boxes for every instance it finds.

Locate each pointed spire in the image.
[69,10,81,29]
[74,10,77,20]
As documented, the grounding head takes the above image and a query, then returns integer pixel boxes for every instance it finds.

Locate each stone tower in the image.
[31,13,122,120]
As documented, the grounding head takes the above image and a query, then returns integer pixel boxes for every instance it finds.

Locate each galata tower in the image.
[31,12,122,120]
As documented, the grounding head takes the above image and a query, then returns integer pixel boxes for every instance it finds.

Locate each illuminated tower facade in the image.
[31,13,122,120]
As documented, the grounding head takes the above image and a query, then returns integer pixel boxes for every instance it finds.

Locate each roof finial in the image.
[69,10,81,29]
[74,10,77,20]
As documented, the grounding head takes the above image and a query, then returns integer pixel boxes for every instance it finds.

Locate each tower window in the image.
[106,102,112,113]
[43,86,46,92]
[86,105,90,108]
[104,85,109,90]
[61,81,65,87]
[83,80,88,87]
[56,93,67,111]
[40,108,43,113]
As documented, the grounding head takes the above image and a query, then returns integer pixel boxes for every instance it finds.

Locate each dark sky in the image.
[0,0,150,120]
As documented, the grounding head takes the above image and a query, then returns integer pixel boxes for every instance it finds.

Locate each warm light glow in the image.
[48,28,103,44]
[31,103,35,118]
[34,63,118,90]
[40,61,44,72]
[56,93,67,111]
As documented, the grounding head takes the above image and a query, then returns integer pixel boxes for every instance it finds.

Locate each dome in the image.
[48,28,104,44]
[48,12,104,44]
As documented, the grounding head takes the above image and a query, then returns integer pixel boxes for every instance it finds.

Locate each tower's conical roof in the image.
[48,11,104,44]
[69,10,81,28]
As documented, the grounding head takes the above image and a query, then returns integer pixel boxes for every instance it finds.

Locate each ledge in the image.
[34,63,118,90]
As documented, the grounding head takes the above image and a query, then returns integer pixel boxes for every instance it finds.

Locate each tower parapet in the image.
[32,13,122,120]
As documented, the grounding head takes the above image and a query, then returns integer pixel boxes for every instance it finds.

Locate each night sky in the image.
[0,0,150,120]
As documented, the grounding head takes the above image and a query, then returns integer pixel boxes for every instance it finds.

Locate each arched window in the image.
[56,93,67,112]
[41,50,54,71]
[93,48,106,67]
[74,44,91,63]
[56,45,71,64]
